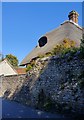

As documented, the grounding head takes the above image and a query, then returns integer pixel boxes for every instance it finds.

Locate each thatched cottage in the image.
[20,11,83,66]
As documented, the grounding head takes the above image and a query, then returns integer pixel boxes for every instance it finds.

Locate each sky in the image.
[2,2,82,64]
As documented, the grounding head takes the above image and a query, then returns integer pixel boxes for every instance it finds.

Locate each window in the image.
[38,36,47,47]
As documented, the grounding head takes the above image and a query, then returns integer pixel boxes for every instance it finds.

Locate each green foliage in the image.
[38,54,44,58]
[52,44,64,55]
[26,60,36,72]
[26,64,33,72]
[45,52,52,57]
[69,47,79,55]
[51,39,77,57]
[37,39,77,60]
[30,60,36,67]
[6,54,18,67]
[80,34,84,52]
[79,34,84,59]
[61,48,71,56]
[63,38,76,48]
[62,47,78,56]
[38,52,52,58]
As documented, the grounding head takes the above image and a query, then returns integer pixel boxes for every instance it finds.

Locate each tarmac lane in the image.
[1,98,65,119]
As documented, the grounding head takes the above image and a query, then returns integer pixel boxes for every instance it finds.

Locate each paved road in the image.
[1,98,66,118]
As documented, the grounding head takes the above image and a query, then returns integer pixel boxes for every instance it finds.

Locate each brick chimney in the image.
[68,10,79,24]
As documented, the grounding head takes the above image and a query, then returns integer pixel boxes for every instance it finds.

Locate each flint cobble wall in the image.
[1,54,84,114]
[0,74,26,98]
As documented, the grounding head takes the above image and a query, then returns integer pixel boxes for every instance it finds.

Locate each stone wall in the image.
[0,74,26,98]
[26,55,84,114]
[1,53,84,115]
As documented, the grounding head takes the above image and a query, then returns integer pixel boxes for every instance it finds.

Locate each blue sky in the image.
[2,2,82,64]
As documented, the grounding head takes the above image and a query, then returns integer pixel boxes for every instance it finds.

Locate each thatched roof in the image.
[20,21,82,66]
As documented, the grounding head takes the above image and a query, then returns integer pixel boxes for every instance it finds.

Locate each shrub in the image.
[63,38,76,48]
[38,54,44,58]
[30,60,36,67]
[61,48,71,56]
[26,64,33,72]
[80,34,84,52]
[52,44,64,55]
[37,39,77,59]
[45,52,52,57]
[70,47,79,55]
[26,60,36,72]
[62,47,78,56]
[79,34,84,59]
[51,39,77,57]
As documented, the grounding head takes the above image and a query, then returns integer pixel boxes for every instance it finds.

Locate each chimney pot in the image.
[68,10,79,24]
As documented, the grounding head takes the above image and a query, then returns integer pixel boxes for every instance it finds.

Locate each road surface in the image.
[1,98,66,118]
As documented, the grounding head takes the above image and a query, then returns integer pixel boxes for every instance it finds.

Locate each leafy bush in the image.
[45,52,52,57]
[61,48,71,55]
[51,39,77,57]
[6,54,18,67]
[26,60,36,72]
[26,64,33,72]
[79,34,84,59]
[80,34,84,52]
[62,47,78,56]
[30,60,36,67]
[70,47,79,55]
[52,44,64,55]
[38,54,44,58]
[37,39,78,59]
[63,38,76,48]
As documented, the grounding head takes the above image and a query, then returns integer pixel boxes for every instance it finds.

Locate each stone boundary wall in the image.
[0,55,84,115]
[0,74,26,98]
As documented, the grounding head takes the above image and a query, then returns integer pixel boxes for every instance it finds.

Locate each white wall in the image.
[0,60,17,76]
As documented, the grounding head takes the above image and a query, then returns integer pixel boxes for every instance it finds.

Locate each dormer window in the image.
[38,36,47,47]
